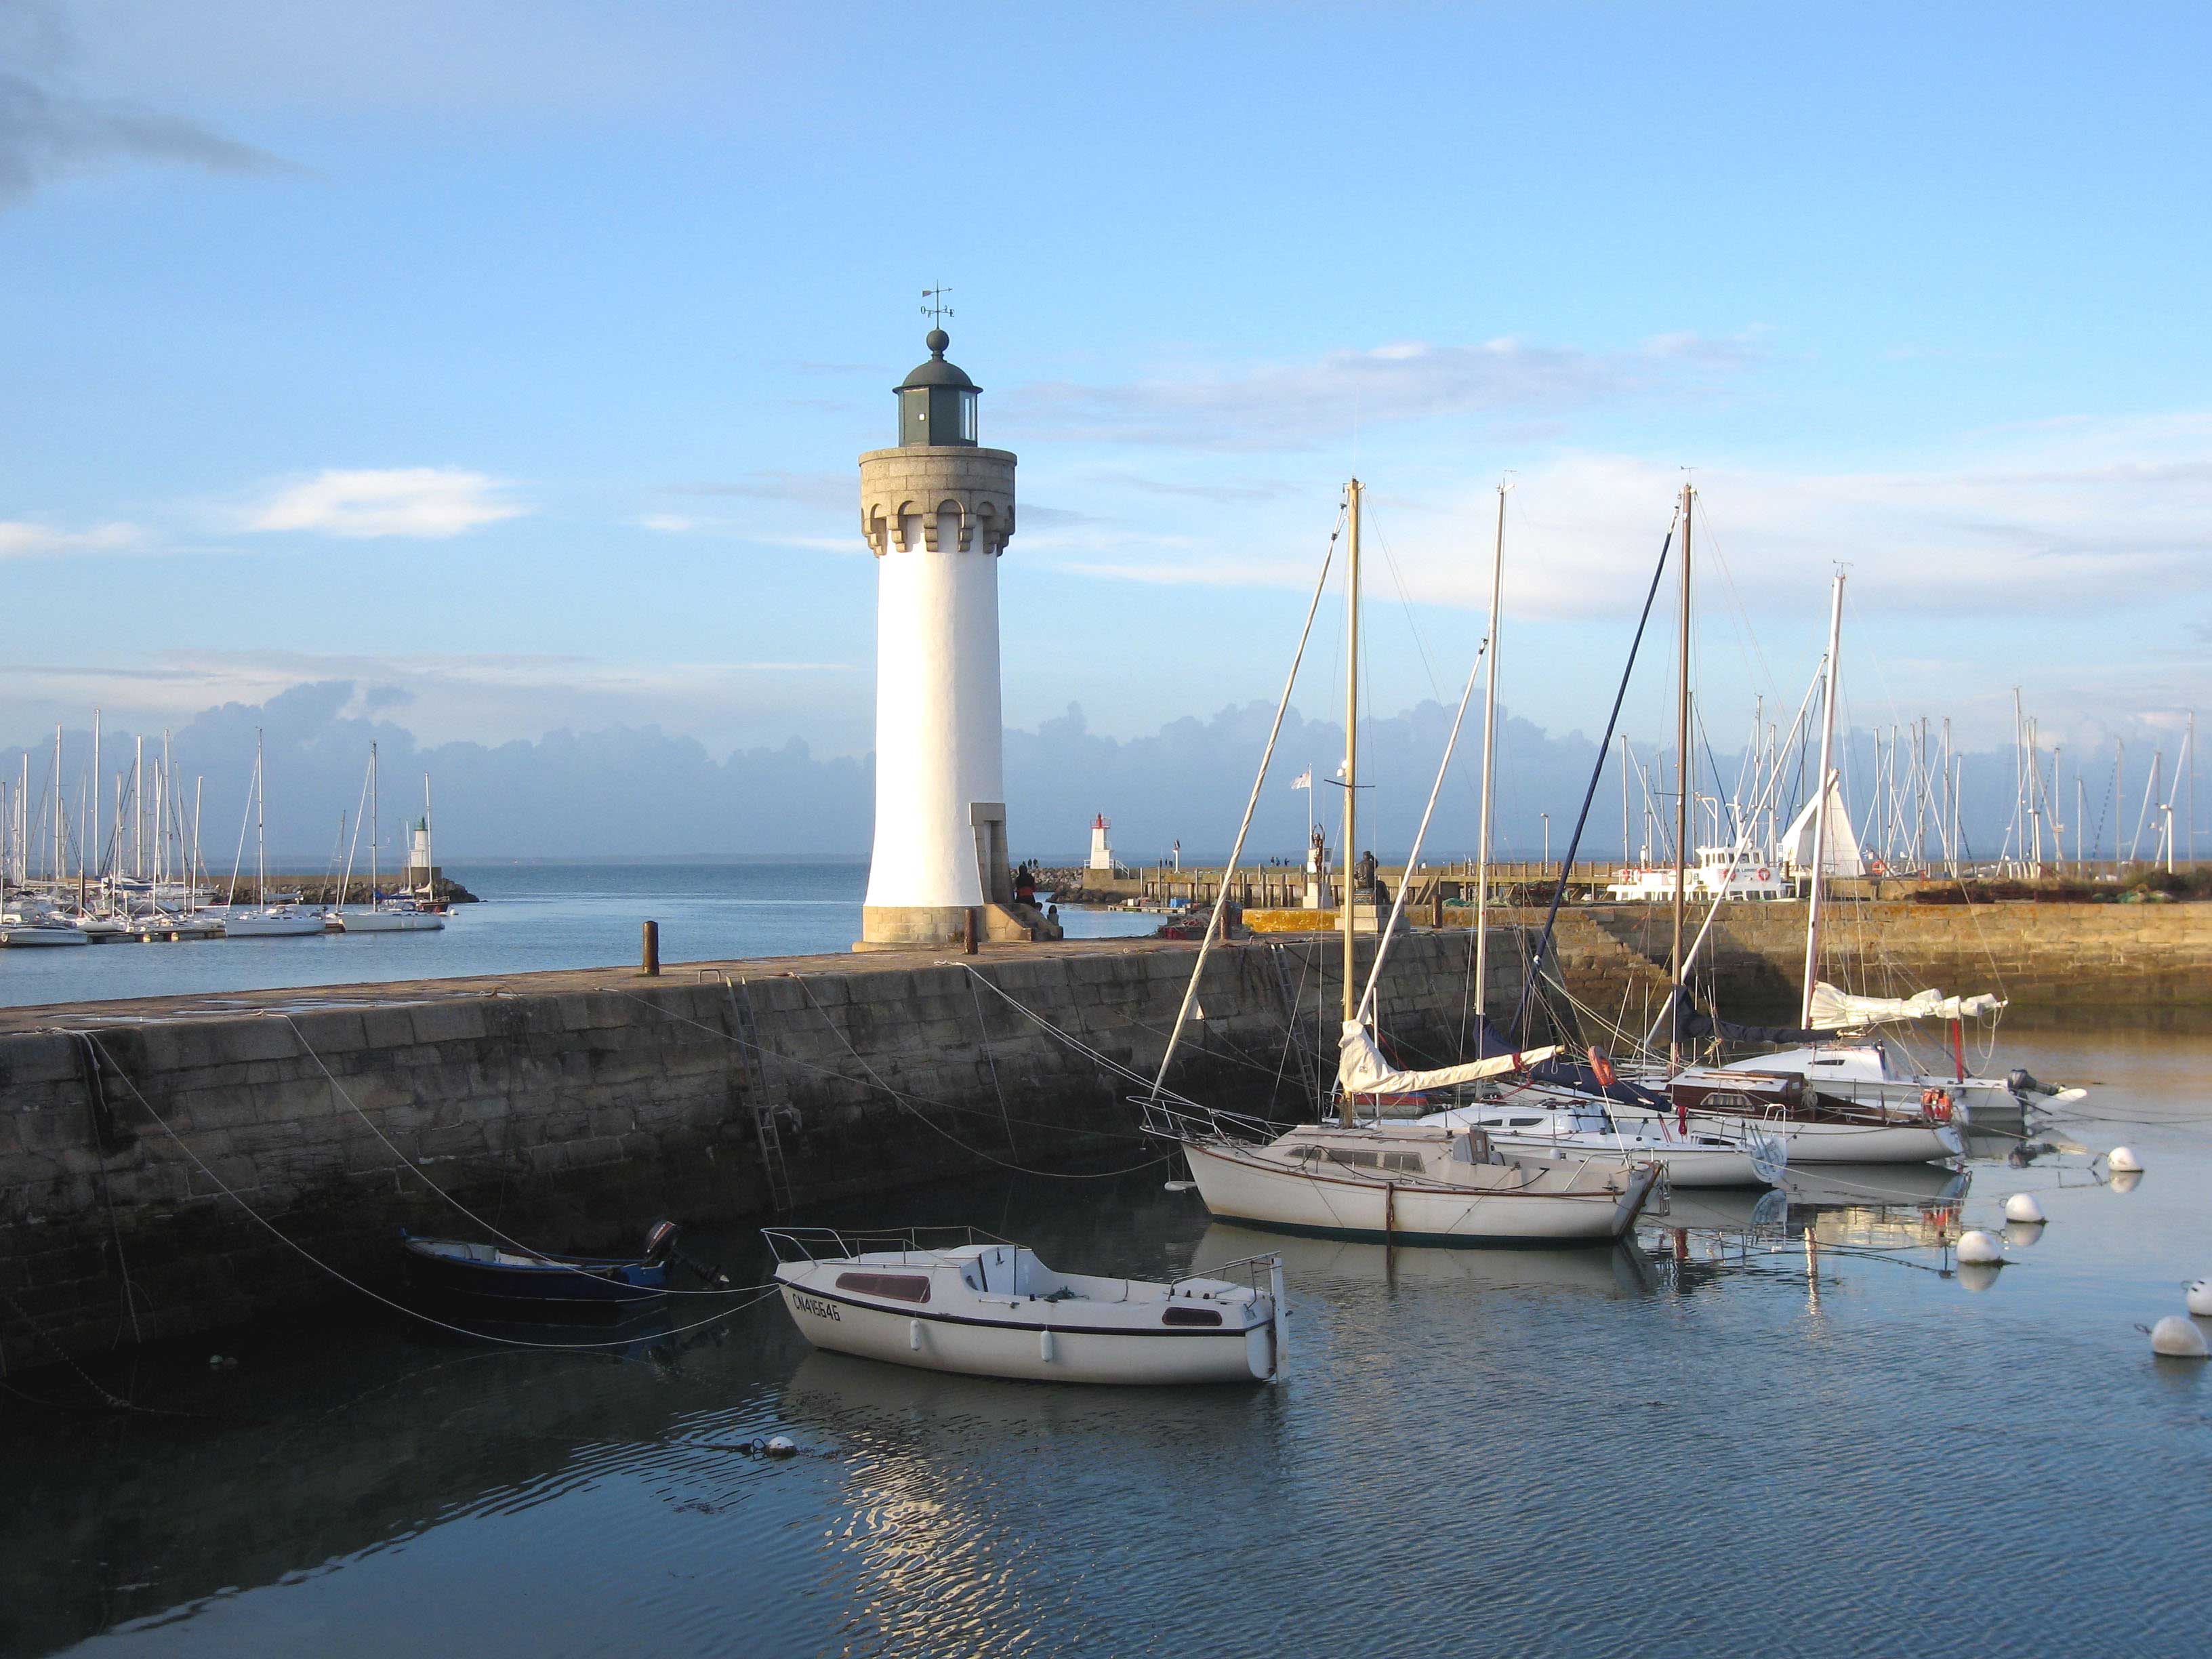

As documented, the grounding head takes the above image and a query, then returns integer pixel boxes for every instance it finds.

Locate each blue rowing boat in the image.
[400,1220,680,1308]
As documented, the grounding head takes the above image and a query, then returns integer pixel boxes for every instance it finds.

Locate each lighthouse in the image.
[856,327,1058,949]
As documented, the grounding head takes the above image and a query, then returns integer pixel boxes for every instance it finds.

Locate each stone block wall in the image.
[1582,899,2212,1010]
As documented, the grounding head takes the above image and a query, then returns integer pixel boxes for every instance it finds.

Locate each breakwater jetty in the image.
[0,933,1513,1367]
[1580,899,2212,1010]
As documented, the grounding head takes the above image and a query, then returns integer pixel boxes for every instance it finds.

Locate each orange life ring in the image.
[1755,867,1771,882]
[1920,1087,1953,1123]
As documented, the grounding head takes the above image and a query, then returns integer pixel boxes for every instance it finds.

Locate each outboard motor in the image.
[2007,1067,2055,1099]
[641,1220,681,1265]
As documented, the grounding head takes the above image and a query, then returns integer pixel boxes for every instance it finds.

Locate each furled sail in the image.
[1336,1021,1557,1095]
[1806,982,2005,1028]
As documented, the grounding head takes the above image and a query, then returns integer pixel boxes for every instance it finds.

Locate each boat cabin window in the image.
[1162,1306,1223,1328]
[1811,1058,1843,1066]
[1700,1092,1755,1110]
[1315,1147,1425,1173]
[1508,1117,1542,1128]
[836,1271,931,1304]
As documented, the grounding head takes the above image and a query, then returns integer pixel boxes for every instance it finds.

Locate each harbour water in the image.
[3,1023,2207,1658]
[0,863,1162,1010]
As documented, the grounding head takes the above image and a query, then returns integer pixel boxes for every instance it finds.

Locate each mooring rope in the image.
[79,1034,783,1353]
[605,985,1153,1145]
[270,1015,741,1297]
[787,977,1168,1181]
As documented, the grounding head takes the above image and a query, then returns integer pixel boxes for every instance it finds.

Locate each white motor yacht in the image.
[1721,1037,2077,1118]
[767,1228,1286,1385]
[0,912,90,946]
[1671,1067,1963,1165]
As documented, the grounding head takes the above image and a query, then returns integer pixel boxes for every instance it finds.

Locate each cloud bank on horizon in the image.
[3,682,2153,871]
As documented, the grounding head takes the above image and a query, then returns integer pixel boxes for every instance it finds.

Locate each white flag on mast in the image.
[1290,769,1312,790]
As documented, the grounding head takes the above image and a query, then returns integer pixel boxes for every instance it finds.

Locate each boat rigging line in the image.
[1506,511,1677,1040]
[74,1034,785,1353]
[1149,503,1345,1101]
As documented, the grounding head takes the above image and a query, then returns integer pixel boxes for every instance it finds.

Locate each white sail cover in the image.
[1779,777,1866,878]
[1336,1021,1559,1095]
[1806,981,2006,1028]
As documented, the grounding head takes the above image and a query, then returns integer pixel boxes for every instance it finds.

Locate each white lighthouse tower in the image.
[856,327,1059,949]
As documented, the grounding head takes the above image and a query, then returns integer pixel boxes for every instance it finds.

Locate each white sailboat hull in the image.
[1481,1133,1769,1189]
[1684,1111,1958,1165]
[1183,1139,1654,1246]
[333,911,445,933]
[224,911,330,938]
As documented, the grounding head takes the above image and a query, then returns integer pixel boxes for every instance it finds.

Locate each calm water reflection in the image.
[4,1024,2209,1658]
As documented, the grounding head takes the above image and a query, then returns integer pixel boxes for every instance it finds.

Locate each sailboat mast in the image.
[1801,571,1846,1027]
[255,730,268,907]
[1338,478,1362,1128]
[370,741,381,908]
[1668,485,1693,1071]
[90,709,100,897]
[1473,480,1505,1022]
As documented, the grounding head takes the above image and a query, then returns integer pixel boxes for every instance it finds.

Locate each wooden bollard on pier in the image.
[642,919,660,977]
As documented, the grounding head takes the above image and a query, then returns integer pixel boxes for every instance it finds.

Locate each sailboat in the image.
[1143,479,1660,1247]
[3,729,91,945]
[225,730,328,938]
[1412,483,1784,1190]
[1666,569,1963,1163]
[329,743,445,934]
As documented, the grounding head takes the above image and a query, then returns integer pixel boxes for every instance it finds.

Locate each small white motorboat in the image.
[766,1227,1286,1385]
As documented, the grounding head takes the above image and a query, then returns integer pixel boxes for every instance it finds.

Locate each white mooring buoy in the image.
[2003,1193,2047,1225]
[2150,1316,2209,1359]
[1164,1181,1195,1193]
[2186,1279,2212,1317]
[764,1435,798,1457]
[1957,1229,2005,1267]
[2108,1146,2144,1173]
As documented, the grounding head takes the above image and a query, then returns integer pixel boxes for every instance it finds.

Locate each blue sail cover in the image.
[1671,991,1828,1047]
[1468,1016,1670,1109]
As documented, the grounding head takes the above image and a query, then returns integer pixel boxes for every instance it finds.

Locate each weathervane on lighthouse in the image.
[853,314,1061,950]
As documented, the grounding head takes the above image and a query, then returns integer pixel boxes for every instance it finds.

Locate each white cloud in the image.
[1076,413,2212,626]
[246,468,527,539]
[638,512,697,533]
[0,518,142,558]
[999,332,1763,451]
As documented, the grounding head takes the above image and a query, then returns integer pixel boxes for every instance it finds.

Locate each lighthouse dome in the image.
[896,329,980,446]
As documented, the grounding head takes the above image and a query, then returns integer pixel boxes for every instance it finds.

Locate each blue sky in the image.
[4,0,2209,789]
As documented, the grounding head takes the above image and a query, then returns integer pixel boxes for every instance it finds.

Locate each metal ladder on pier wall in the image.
[724,976,794,1212]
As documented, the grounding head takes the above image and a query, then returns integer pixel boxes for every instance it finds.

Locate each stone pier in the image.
[0,933,1516,1368]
